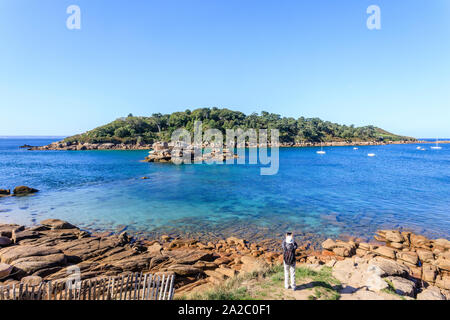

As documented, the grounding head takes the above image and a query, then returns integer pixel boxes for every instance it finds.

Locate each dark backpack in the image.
[283,241,296,265]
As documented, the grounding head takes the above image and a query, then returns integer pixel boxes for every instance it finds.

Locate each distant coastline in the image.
[22,139,447,151]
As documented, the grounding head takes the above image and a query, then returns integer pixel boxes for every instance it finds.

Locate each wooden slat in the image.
[153,275,160,300]
[168,275,175,300]
[118,275,124,300]
[0,272,175,301]
[3,285,7,300]
[158,274,166,300]
[141,274,147,300]
[144,274,152,300]
[151,274,158,300]
[162,274,170,300]
[18,283,23,300]
[100,278,105,300]
[123,274,130,300]
[37,282,44,300]
[132,273,136,300]
[88,280,92,301]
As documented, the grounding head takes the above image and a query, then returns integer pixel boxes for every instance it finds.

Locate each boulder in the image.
[240,255,269,273]
[384,231,404,243]
[21,275,43,286]
[213,256,233,266]
[12,230,40,243]
[11,253,66,275]
[340,288,390,300]
[368,257,409,277]
[166,264,203,277]
[331,259,359,284]
[322,239,337,250]
[107,254,153,271]
[226,237,246,247]
[40,219,77,230]
[147,242,163,255]
[435,258,450,272]
[358,243,370,250]
[410,234,430,247]
[204,270,226,283]
[160,235,171,242]
[364,269,389,291]
[332,258,388,292]
[149,255,170,269]
[0,224,25,238]
[435,275,450,290]
[373,246,397,260]
[396,251,418,265]
[385,276,416,297]
[389,242,403,249]
[416,249,434,263]
[0,245,62,264]
[433,239,450,250]
[408,266,422,280]
[417,286,445,300]
[193,261,217,270]
[170,251,215,265]
[0,236,11,247]
[439,251,450,260]
[422,264,438,283]
[216,266,237,278]
[13,186,39,195]
[0,263,13,279]
[333,247,350,257]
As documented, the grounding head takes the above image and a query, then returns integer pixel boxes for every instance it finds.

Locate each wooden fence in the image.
[0,272,175,300]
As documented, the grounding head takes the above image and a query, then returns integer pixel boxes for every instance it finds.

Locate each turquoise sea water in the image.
[0,137,449,244]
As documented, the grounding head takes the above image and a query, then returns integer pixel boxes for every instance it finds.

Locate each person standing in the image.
[282,232,298,290]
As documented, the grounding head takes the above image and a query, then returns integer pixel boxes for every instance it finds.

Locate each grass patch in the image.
[381,279,405,300]
[184,265,342,300]
[299,267,341,300]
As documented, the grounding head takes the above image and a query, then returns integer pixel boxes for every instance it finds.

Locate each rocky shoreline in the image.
[23,139,427,152]
[0,219,448,299]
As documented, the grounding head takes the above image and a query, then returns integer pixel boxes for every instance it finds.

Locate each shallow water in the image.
[0,137,449,244]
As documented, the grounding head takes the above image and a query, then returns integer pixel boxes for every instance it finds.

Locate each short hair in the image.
[286,232,292,236]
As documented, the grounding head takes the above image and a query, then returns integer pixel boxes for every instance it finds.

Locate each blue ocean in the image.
[0,137,449,245]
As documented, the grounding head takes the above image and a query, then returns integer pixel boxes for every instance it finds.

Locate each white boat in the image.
[416,146,422,150]
[430,139,442,150]
[316,143,326,154]
[367,153,375,157]
[353,147,358,150]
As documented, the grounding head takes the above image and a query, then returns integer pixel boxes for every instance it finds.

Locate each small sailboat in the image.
[367,153,375,157]
[430,139,442,150]
[316,143,326,154]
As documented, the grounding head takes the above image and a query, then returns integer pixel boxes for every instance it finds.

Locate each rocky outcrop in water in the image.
[144,142,238,163]
[26,138,424,152]
[0,186,38,198]
[13,186,39,195]
[27,141,153,151]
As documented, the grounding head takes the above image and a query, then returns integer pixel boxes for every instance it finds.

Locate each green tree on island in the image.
[63,107,414,145]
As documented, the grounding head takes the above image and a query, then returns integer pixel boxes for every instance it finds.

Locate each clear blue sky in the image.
[1,0,449,137]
